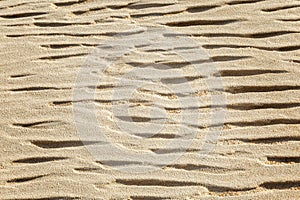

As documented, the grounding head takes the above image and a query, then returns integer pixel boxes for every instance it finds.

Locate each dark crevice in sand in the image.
[227,0,263,5]
[165,19,241,27]
[288,60,300,64]
[116,178,255,192]
[127,60,208,69]
[277,18,300,22]
[260,181,300,189]
[226,136,300,144]
[10,74,35,78]
[141,47,197,53]
[159,60,210,67]
[203,44,300,52]
[160,76,203,84]
[138,89,183,98]
[13,157,67,164]
[227,119,300,127]
[164,102,300,111]
[82,7,103,12]
[54,100,300,111]
[225,85,300,94]
[149,133,180,139]
[51,101,73,106]
[41,44,81,49]
[41,43,103,49]
[127,60,210,68]
[6,32,116,38]
[130,11,183,18]
[5,23,31,27]
[33,22,91,27]
[216,69,288,77]
[194,31,299,38]
[10,86,71,92]
[115,116,164,123]
[72,10,88,15]
[39,53,88,60]
[95,161,238,173]
[81,43,99,47]
[0,2,31,9]
[0,12,47,19]
[166,164,244,173]
[107,4,129,10]
[116,178,199,186]
[30,140,103,149]
[91,85,116,90]
[267,156,300,163]
[185,119,300,130]
[128,3,175,10]
[54,0,86,7]
[72,7,106,15]
[97,160,143,166]
[262,5,300,12]
[211,56,251,62]
[74,167,101,172]
[95,99,117,104]
[150,148,199,154]
[7,175,45,183]
[226,103,300,110]
[186,5,219,13]
[51,99,112,106]
[12,121,61,128]
[129,99,151,103]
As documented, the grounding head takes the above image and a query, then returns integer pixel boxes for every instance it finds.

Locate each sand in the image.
[0,0,299,199]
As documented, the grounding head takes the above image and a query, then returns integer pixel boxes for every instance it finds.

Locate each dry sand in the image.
[0,0,300,199]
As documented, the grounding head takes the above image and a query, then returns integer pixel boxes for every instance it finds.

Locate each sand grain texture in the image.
[0,0,300,199]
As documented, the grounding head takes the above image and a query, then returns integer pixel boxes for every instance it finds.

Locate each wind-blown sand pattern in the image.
[0,0,300,199]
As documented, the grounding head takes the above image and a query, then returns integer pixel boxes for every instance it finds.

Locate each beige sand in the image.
[0,0,300,199]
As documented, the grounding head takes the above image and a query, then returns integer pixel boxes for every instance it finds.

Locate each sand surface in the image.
[0,0,300,199]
